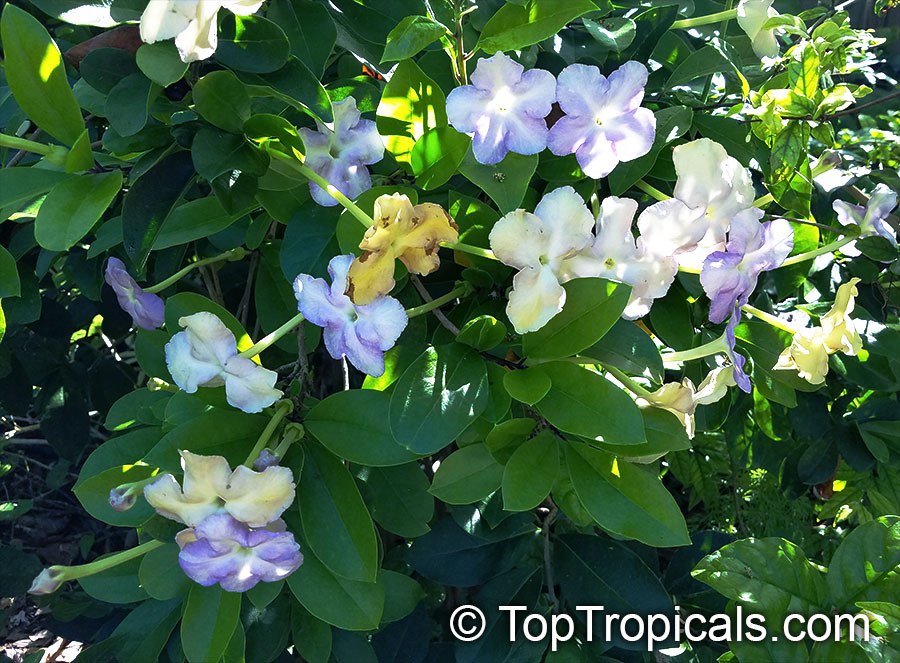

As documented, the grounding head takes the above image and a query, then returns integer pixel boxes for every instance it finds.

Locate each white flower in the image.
[668,138,757,269]
[489,186,594,333]
[144,451,295,528]
[140,0,265,63]
[737,0,780,59]
[165,312,282,413]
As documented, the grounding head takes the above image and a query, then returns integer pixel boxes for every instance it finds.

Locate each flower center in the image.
[604,257,616,269]
[490,87,516,113]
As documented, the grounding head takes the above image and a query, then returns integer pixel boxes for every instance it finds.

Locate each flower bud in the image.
[29,567,65,595]
[252,449,280,471]
[108,485,138,512]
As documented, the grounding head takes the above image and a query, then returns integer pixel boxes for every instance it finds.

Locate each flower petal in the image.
[489,209,547,270]
[139,0,195,43]
[532,186,595,263]
[506,265,566,334]
[222,465,296,527]
[222,356,283,414]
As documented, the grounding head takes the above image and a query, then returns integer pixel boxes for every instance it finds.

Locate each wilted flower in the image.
[346,194,459,304]
[775,278,863,384]
[295,254,408,377]
[669,138,757,269]
[833,184,898,258]
[165,312,282,413]
[139,0,264,63]
[447,52,556,165]
[694,365,738,405]
[489,186,594,333]
[548,61,656,179]
[701,209,794,324]
[105,257,165,330]
[144,451,295,528]
[562,197,692,319]
[299,96,385,207]
[176,513,303,592]
[28,567,65,595]
[725,313,751,393]
[737,0,780,59]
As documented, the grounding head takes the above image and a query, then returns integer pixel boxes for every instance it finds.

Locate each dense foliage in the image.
[1,0,899,661]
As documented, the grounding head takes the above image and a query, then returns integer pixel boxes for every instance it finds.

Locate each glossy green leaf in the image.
[217,14,292,73]
[503,367,551,405]
[411,126,471,190]
[193,70,251,134]
[0,246,21,299]
[356,463,434,537]
[267,0,336,76]
[430,445,504,505]
[382,15,448,62]
[136,42,188,86]
[181,584,242,663]
[138,543,191,601]
[581,319,664,383]
[827,517,900,609]
[502,431,559,511]
[458,149,538,214]
[34,171,122,251]
[456,315,507,351]
[298,442,379,582]
[582,16,636,52]
[477,0,600,53]
[105,72,159,137]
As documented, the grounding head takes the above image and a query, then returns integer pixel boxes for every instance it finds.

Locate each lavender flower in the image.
[176,513,303,592]
[294,254,408,377]
[700,209,794,324]
[28,567,65,595]
[165,312,282,413]
[547,61,656,179]
[833,184,898,258]
[144,451,295,528]
[300,96,385,207]
[725,312,751,393]
[447,52,556,165]
[105,257,165,330]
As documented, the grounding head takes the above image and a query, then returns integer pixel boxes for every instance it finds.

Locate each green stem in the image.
[245,400,293,466]
[240,312,305,358]
[61,540,165,582]
[754,193,775,208]
[635,180,670,201]
[273,423,305,459]
[443,241,499,261]
[0,132,52,156]
[144,248,246,294]
[268,149,374,228]
[662,334,729,363]
[406,282,471,318]
[780,236,856,267]
[603,364,653,397]
[671,8,738,30]
[741,304,797,334]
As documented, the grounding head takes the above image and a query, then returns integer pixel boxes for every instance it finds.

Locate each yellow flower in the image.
[347,194,459,304]
[774,278,863,385]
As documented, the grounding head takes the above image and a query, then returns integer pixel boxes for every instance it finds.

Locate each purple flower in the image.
[725,312,751,393]
[833,184,898,258]
[548,61,656,179]
[294,254,408,377]
[701,209,794,324]
[447,52,556,165]
[105,257,165,330]
[300,96,385,207]
[176,513,303,592]
[165,312,282,413]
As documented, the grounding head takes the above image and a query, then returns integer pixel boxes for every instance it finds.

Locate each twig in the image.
[542,502,560,613]
[5,128,43,168]
[237,251,259,327]
[409,275,460,335]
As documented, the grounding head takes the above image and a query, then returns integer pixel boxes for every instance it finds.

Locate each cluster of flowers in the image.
[143,451,302,591]
[448,53,656,175]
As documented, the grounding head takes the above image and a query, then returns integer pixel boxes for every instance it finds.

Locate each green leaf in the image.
[78,556,148,604]
[0,245,21,299]
[110,597,183,663]
[623,4,679,62]
[608,105,693,196]
[298,443,379,582]
[181,585,242,663]
[217,14,291,73]
[485,418,537,464]
[355,463,434,537]
[565,443,690,547]
[693,537,829,616]
[458,149,538,213]
[191,126,269,182]
[291,604,332,663]
[34,171,122,251]
[136,42,188,86]
[239,58,333,122]
[280,200,340,280]
[476,0,600,53]
[430,445,504,505]
[666,45,734,87]
[789,43,820,102]
[0,168,72,210]
[287,548,384,631]
[0,4,85,145]
[105,72,159,137]
[411,126,471,190]
[767,121,811,216]
[502,431,559,511]
[379,570,425,624]
[73,462,156,527]
[122,151,196,271]
[267,0,336,76]
[534,362,646,445]
[581,319,664,383]
[382,15,448,62]
[390,344,490,455]
[595,408,691,463]
[376,59,446,169]
[522,278,630,359]
[138,543,191,601]
[457,315,507,351]
[503,367,551,405]
[305,389,420,466]
[193,71,251,134]
[153,197,241,251]
[582,17,636,52]
[827,517,900,609]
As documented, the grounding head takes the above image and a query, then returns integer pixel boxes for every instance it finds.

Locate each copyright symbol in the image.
[450,605,486,641]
